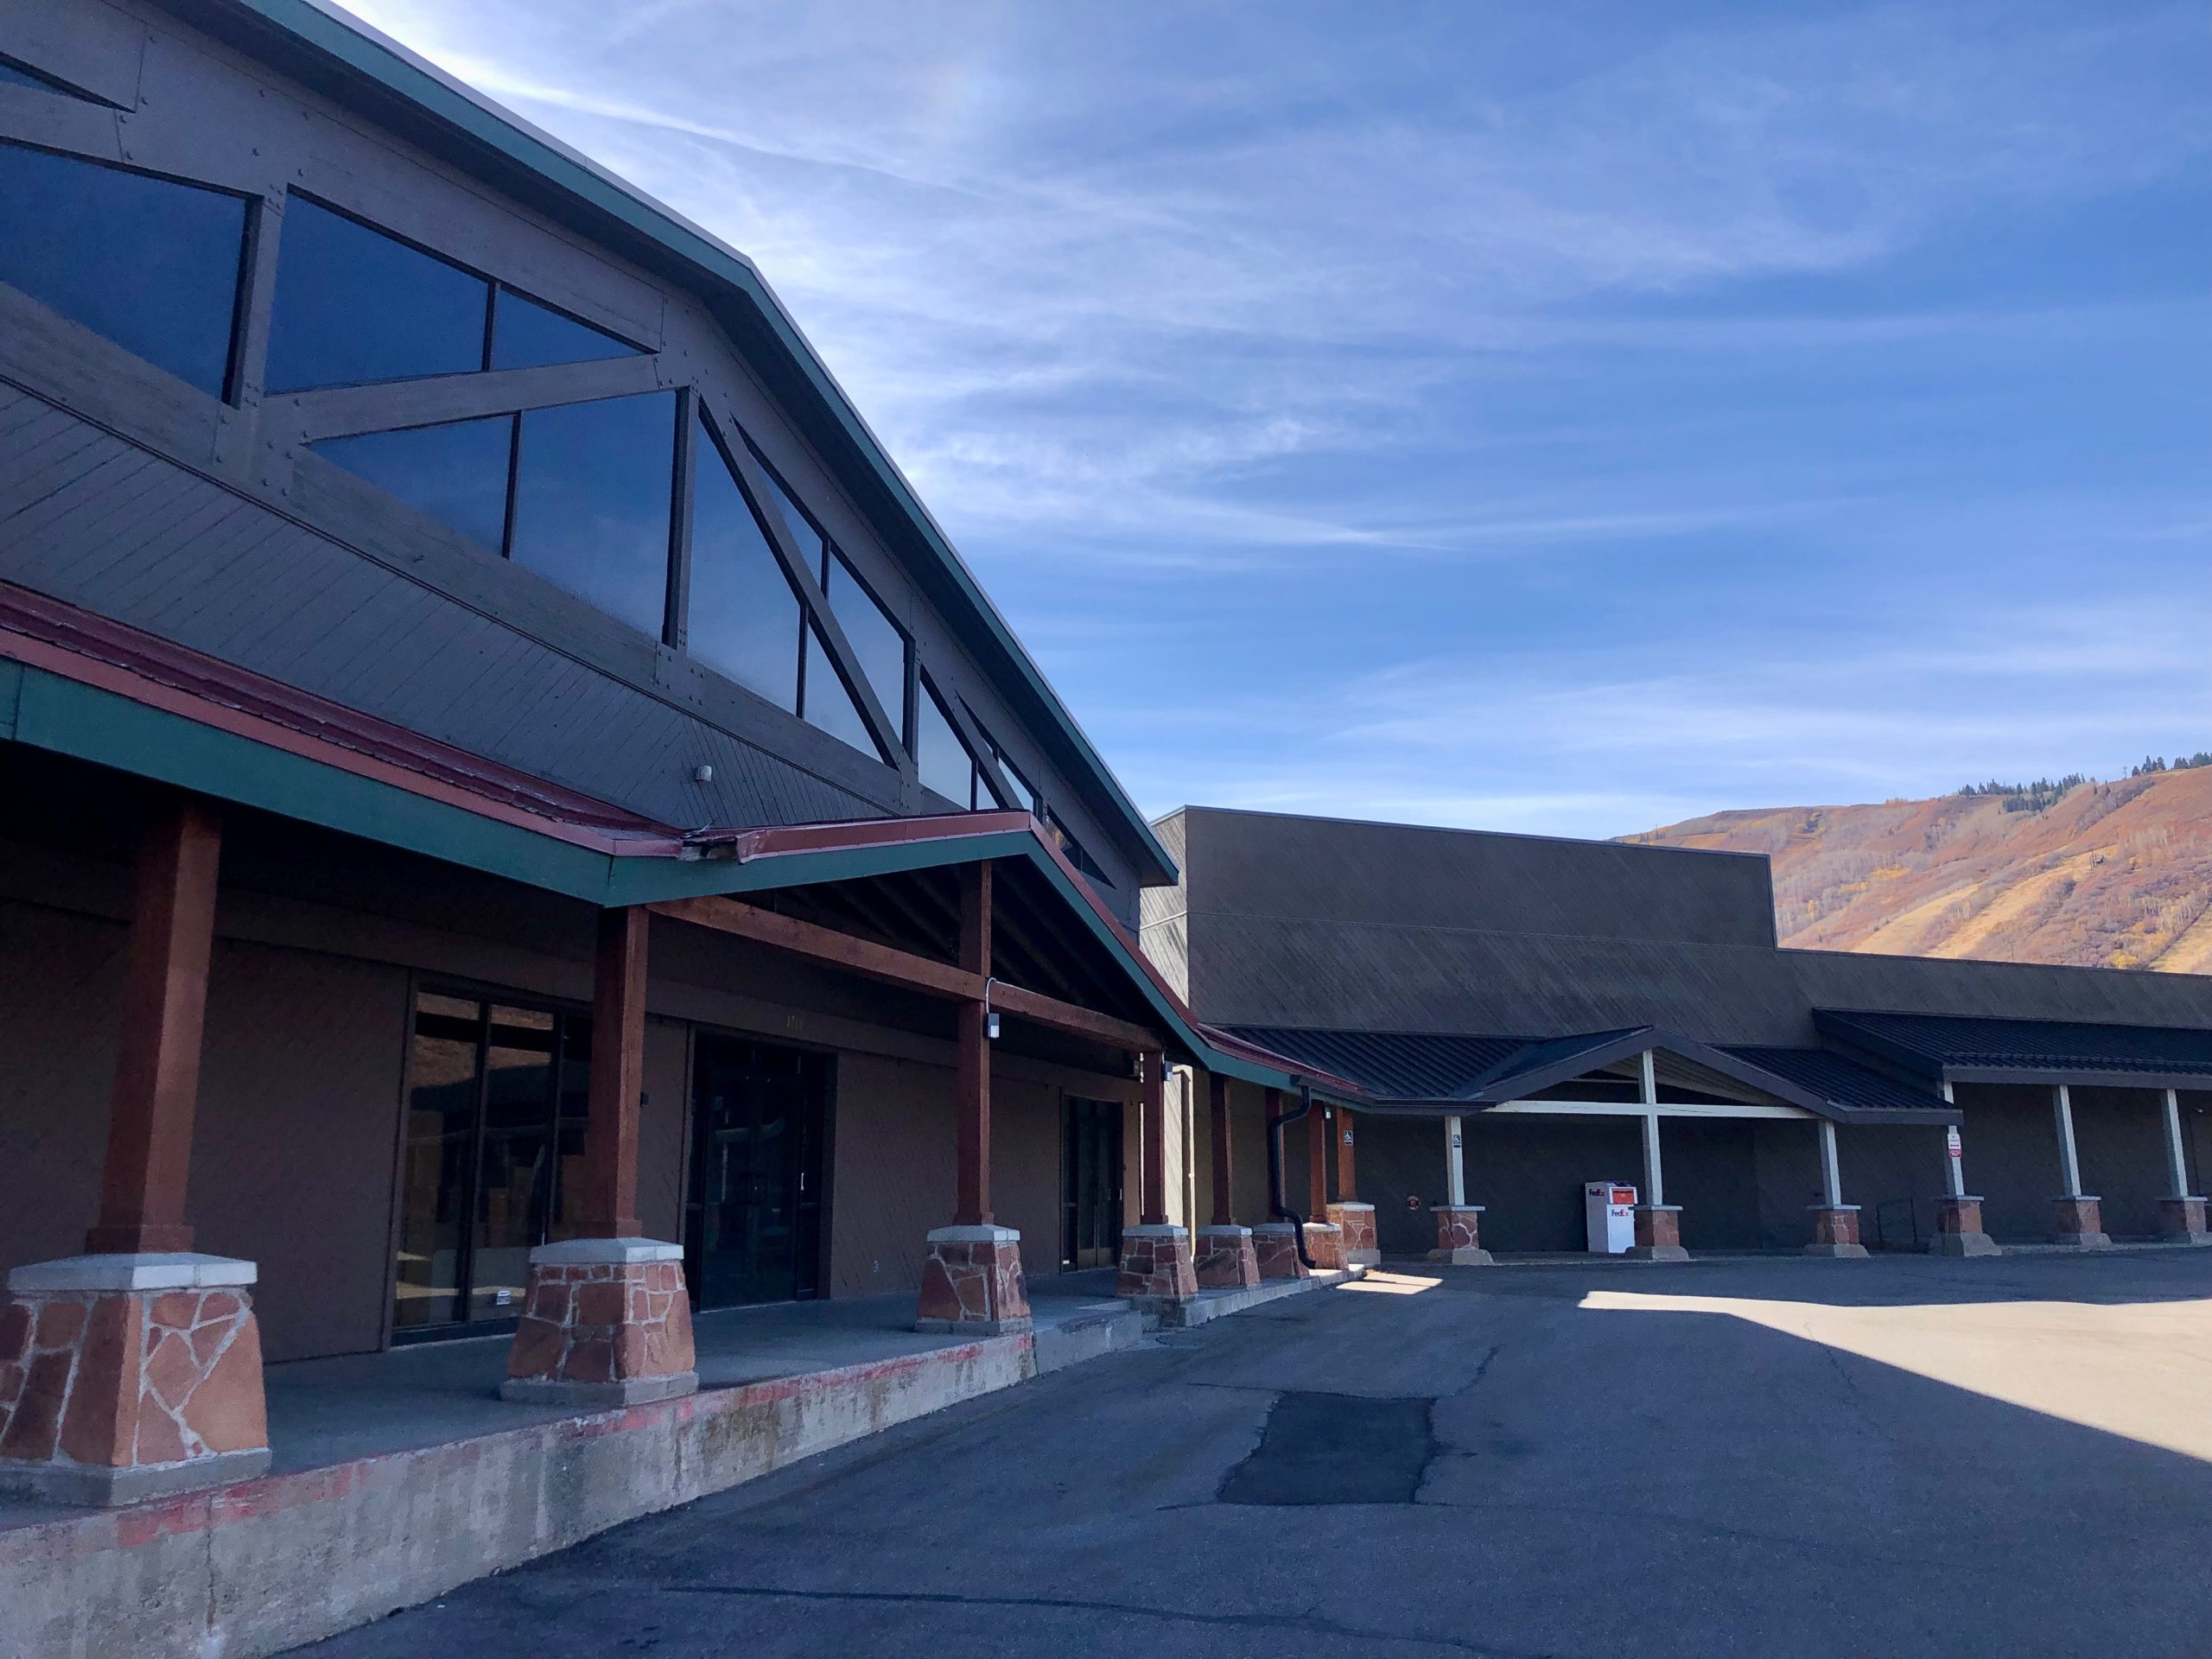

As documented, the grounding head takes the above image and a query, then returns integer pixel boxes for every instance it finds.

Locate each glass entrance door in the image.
[1062,1096,1124,1269]
[686,1034,830,1309]
[392,991,590,1338]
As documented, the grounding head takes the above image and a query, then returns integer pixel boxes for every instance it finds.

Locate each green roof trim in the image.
[179,0,1175,888]
[9,658,1332,1096]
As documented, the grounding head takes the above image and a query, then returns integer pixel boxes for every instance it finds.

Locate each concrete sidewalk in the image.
[1,1268,1348,1659]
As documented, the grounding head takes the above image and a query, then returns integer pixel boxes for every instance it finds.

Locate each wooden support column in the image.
[1335,1105,1358,1201]
[1208,1072,1235,1226]
[1445,1116,1467,1207]
[580,906,650,1238]
[1307,1104,1330,1217]
[1140,1049,1169,1225]
[87,796,223,1255]
[954,862,993,1226]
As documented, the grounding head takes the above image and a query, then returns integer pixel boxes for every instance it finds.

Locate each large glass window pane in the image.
[803,624,883,759]
[0,57,95,99]
[511,391,676,638]
[688,415,801,711]
[750,452,823,565]
[491,288,641,371]
[0,141,245,397]
[393,995,483,1331]
[472,1005,556,1321]
[916,676,976,805]
[313,415,513,551]
[266,194,488,392]
[825,552,908,747]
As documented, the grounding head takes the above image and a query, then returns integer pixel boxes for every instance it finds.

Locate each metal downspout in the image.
[1267,1080,1319,1269]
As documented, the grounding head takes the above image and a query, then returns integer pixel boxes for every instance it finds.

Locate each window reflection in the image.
[511,391,677,639]
[312,415,514,551]
[688,412,802,712]
[802,622,881,759]
[266,195,488,392]
[491,288,640,372]
[0,140,245,398]
[917,675,978,805]
[825,552,908,747]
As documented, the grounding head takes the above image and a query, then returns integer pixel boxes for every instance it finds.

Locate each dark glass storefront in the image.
[391,991,590,1337]
[685,1033,830,1309]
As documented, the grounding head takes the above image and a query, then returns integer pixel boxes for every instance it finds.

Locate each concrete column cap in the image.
[1327,1201,1376,1212]
[527,1237,683,1266]
[1805,1203,1863,1212]
[1120,1224,1188,1240]
[1196,1224,1253,1236]
[1434,1204,1486,1213]
[1300,1220,1343,1233]
[2053,1193,2101,1203]
[925,1224,1021,1244]
[1633,1204,1684,1213]
[2163,1194,2210,1203]
[1939,1194,1986,1203]
[7,1252,257,1294]
[1250,1221,1300,1233]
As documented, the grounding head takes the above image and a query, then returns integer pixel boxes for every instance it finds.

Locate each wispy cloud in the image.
[343,0,2211,836]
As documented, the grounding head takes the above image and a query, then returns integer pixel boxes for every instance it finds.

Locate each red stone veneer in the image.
[1430,1205,1492,1265]
[1326,1203,1380,1265]
[1116,1225,1198,1303]
[2158,1196,2210,1243]
[1193,1227,1261,1289]
[2050,1196,2111,1249]
[0,1274,267,1504]
[505,1256,696,1402]
[917,1228,1031,1333]
[1301,1222,1346,1273]
[1252,1224,1309,1281]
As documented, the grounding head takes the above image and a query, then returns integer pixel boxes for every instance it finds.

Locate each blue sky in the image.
[348,0,2211,837]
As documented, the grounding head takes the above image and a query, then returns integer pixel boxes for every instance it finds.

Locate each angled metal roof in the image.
[1220,1024,1951,1124]
[1223,1027,1526,1101]
[1720,1046,1952,1117]
[164,0,1175,888]
[1815,1008,2212,1090]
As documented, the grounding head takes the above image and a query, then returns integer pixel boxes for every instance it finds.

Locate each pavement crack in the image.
[649,1581,1533,1656]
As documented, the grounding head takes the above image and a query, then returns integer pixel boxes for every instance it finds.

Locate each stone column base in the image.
[0,1254,270,1506]
[2158,1195,2211,1245]
[1301,1222,1346,1272]
[1428,1205,1493,1266]
[1928,1196,2000,1257]
[1628,1205,1688,1262]
[1251,1223,1309,1281]
[503,1239,699,1406]
[1193,1225,1261,1289]
[1806,1204,1869,1259]
[2050,1196,2111,1249]
[915,1224,1032,1335]
[1325,1203,1381,1266]
[1116,1224,1198,1306]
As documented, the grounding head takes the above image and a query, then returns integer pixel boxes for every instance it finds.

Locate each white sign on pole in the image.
[1946,1126,1962,1160]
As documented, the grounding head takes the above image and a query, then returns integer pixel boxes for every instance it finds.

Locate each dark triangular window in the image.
[0,55,107,104]
[312,416,515,552]
[491,289,642,371]
[803,620,884,760]
[267,195,489,391]
[687,411,803,714]
[0,140,246,398]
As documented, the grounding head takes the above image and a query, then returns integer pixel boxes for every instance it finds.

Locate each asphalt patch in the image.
[1219,1390,1436,1505]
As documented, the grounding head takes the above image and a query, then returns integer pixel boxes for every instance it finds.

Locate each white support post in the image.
[1638,1050,1663,1206]
[1445,1115,1466,1207]
[2053,1084,2083,1198]
[1818,1118,1843,1210]
[1942,1083,1966,1197]
[2162,1088,2190,1199]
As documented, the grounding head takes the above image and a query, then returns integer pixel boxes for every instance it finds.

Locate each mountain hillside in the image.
[1624,766,2212,973]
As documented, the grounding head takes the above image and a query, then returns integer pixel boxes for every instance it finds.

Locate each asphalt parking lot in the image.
[289,1249,2212,1658]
